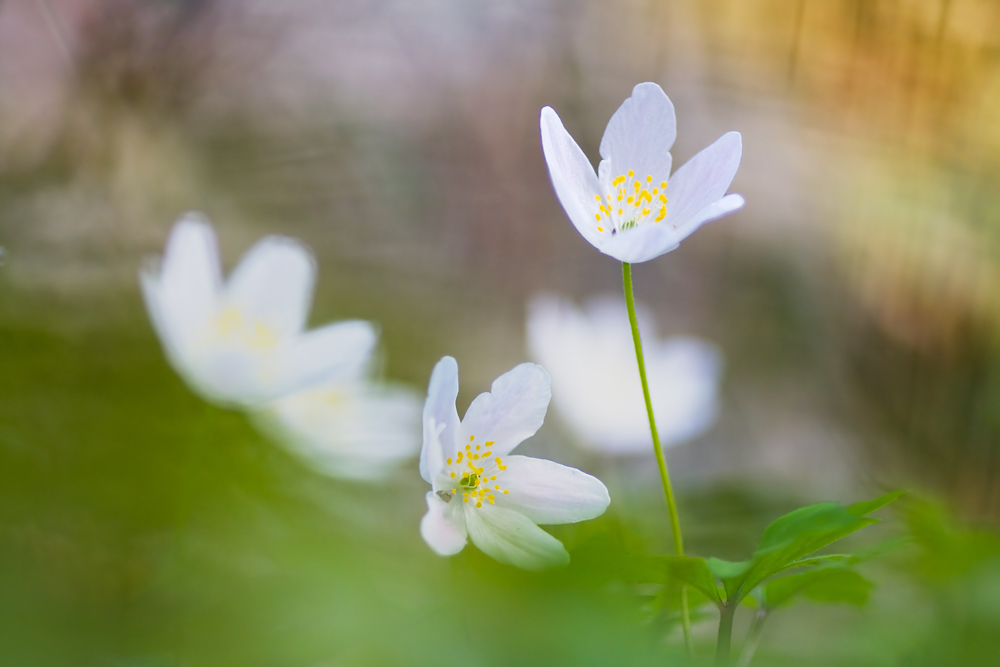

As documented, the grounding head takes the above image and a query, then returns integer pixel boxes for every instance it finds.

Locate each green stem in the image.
[622,262,692,654]
[715,604,736,667]
[734,609,767,667]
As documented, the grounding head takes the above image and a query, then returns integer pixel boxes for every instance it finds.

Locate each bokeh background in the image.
[3,0,1000,665]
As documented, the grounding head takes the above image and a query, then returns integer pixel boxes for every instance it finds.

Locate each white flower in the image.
[140,213,377,408]
[255,369,422,481]
[418,357,610,570]
[540,82,744,264]
[527,295,722,454]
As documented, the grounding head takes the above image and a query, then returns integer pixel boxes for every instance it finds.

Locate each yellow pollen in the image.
[488,497,495,505]
[642,208,650,215]
[446,458,452,465]
[626,195,634,203]
[617,193,623,202]
[652,188,658,194]
[495,457,502,464]
[618,208,623,215]
[661,181,668,188]
[659,194,667,203]
[494,484,500,490]
[475,444,481,451]
[476,502,482,508]
[594,194,601,201]
[491,475,496,480]
[452,489,457,493]
[469,435,474,442]
[457,452,463,462]
[485,441,494,446]
[612,175,625,186]
[597,226,604,232]
[633,181,640,191]
[595,214,601,221]
[628,170,635,177]
[450,472,456,478]
[503,490,509,494]
[646,175,653,183]
[464,497,469,502]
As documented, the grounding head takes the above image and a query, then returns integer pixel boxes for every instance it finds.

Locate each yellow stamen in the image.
[628,170,635,177]
[646,175,653,183]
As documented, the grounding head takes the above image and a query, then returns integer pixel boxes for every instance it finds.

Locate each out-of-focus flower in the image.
[540,82,744,264]
[255,369,422,481]
[527,295,722,454]
[418,357,610,570]
[140,213,376,408]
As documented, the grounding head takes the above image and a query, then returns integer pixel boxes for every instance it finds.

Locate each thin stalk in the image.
[715,604,737,667]
[622,262,692,654]
[735,609,767,667]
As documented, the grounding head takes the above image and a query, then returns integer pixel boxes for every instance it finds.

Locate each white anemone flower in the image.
[141,213,377,408]
[540,82,744,264]
[419,357,610,570]
[527,295,722,454]
[255,366,422,481]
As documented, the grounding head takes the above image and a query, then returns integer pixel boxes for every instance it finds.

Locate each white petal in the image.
[141,213,222,353]
[498,455,610,525]
[606,193,744,265]
[647,338,723,446]
[257,380,421,480]
[271,320,378,396]
[223,235,316,339]
[665,131,743,231]
[465,504,569,570]
[421,492,468,556]
[599,223,679,264]
[598,82,676,188]
[420,357,461,483]
[459,363,550,457]
[540,106,606,250]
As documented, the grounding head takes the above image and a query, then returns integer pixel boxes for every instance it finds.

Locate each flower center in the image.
[593,169,668,234]
[205,307,279,351]
[440,435,509,509]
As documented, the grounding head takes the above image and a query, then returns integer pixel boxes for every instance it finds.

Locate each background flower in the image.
[528,294,722,454]
[140,213,377,408]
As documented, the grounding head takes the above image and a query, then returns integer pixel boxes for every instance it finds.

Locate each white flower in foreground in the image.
[528,295,722,454]
[540,82,744,263]
[419,357,610,570]
[141,213,376,407]
[255,370,422,481]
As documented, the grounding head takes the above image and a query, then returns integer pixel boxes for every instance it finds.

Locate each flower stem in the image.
[734,609,767,667]
[715,603,736,667]
[621,262,692,654]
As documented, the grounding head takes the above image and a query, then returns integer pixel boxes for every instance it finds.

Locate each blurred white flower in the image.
[540,82,744,264]
[140,213,377,408]
[527,295,723,454]
[255,368,422,481]
[419,357,610,570]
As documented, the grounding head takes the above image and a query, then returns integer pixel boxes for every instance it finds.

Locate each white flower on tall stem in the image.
[140,213,377,408]
[419,357,610,570]
[540,82,744,263]
[528,295,722,454]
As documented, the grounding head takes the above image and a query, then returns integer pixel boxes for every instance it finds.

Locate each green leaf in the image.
[657,556,723,605]
[706,557,751,600]
[765,568,873,608]
[714,491,902,604]
[848,490,905,517]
